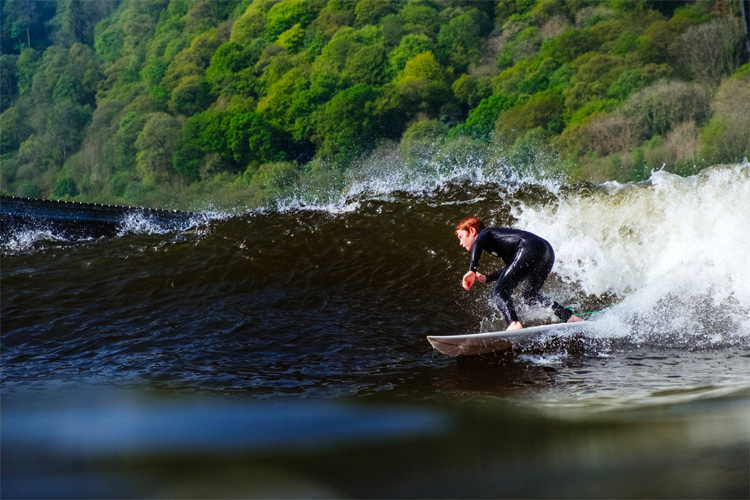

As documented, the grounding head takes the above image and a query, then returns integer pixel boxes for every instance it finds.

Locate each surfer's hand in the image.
[476,273,486,283]
[462,271,477,290]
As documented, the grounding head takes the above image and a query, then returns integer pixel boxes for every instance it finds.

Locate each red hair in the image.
[455,216,485,234]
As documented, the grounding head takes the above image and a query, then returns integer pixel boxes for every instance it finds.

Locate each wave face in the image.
[2,160,749,403]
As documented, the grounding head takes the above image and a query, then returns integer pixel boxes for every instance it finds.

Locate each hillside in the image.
[1,0,748,209]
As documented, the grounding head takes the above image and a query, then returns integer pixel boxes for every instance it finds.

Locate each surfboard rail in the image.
[427,322,588,357]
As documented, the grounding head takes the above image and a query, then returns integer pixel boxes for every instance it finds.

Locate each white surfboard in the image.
[427,322,588,357]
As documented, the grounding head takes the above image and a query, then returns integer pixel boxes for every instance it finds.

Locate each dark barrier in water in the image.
[0,196,194,241]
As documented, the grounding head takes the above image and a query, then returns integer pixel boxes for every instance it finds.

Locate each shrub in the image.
[624,80,711,140]
[392,119,444,169]
[585,111,642,157]
[53,176,79,198]
[700,71,750,164]
[671,16,745,86]
[492,61,530,99]
[643,120,701,175]
[563,53,626,110]
[606,64,672,101]
[498,27,543,68]
[545,28,602,63]
[18,180,42,198]
[249,161,299,195]
[450,93,514,141]
[495,89,564,141]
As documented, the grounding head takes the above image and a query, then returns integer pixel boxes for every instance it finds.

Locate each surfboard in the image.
[427,322,588,357]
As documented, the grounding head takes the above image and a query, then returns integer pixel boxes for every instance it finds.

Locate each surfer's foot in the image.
[506,321,523,331]
[567,315,583,323]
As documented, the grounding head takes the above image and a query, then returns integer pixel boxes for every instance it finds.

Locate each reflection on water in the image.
[2,387,747,499]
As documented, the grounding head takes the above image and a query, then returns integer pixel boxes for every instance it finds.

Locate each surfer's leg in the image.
[516,241,553,305]
[490,251,532,325]
[519,271,575,322]
[517,242,578,323]
[491,278,520,325]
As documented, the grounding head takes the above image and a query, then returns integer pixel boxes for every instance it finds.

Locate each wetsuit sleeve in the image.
[468,237,483,272]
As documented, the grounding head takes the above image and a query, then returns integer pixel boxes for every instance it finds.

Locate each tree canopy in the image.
[1,0,748,206]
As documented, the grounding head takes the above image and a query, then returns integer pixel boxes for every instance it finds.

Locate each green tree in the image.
[450,93,515,141]
[259,66,314,140]
[250,160,299,196]
[46,100,92,166]
[0,55,18,112]
[452,73,492,108]
[545,28,602,64]
[700,69,750,163]
[1,0,56,52]
[313,26,363,74]
[344,43,389,85]
[437,8,490,72]
[606,64,671,101]
[15,47,39,94]
[230,2,266,44]
[395,50,449,86]
[314,83,381,162]
[354,0,395,27]
[308,2,355,39]
[226,111,289,167]
[496,89,564,141]
[276,23,306,52]
[265,0,317,41]
[636,14,694,65]
[206,39,265,97]
[49,0,113,47]
[0,105,32,154]
[564,53,626,111]
[53,176,78,197]
[380,51,453,129]
[134,112,182,185]
[389,33,433,73]
[400,2,439,38]
[498,26,543,69]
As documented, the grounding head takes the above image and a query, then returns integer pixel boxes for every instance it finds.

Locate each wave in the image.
[4,155,749,347]
[274,151,750,347]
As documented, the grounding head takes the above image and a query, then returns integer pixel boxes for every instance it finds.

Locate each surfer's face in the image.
[456,229,476,251]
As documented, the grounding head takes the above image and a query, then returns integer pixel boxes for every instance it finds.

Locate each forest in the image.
[1,0,749,210]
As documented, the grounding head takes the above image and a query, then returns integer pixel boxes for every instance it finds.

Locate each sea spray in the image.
[513,162,750,344]
[273,141,566,213]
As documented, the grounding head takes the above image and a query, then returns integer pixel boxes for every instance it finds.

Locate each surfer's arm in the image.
[462,271,487,290]
[468,237,484,272]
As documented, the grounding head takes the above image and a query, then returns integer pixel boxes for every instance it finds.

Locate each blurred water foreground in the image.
[2,387,748,499]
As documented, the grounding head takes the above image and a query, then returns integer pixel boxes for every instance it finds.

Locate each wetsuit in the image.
[468,227,573,324]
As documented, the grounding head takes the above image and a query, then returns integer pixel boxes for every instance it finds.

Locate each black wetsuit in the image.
[468,227,573,324]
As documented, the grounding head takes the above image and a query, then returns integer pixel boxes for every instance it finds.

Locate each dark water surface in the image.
[2,164,749,498]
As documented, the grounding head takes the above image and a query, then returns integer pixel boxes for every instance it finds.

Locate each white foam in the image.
[116,211,212,236]
[0,229,73,253]
[514,162,750,341]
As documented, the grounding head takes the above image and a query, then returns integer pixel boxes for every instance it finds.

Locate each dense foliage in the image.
[1,0,748,209]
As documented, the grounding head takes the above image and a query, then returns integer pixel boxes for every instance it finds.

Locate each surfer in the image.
[455,216,583,331]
